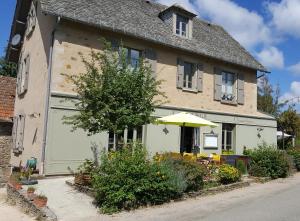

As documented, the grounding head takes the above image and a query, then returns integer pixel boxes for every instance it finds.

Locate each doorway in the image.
[180,126,194,153]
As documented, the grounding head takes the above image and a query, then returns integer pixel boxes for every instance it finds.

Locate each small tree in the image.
[0,57,17,78]
[257,76,285,117]
[64,40,166,148]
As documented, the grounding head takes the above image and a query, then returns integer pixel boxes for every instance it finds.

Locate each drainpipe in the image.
[40,16,61,175]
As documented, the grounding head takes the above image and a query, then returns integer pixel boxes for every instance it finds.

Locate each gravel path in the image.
[35,173,300,221]
[0,188,34,221]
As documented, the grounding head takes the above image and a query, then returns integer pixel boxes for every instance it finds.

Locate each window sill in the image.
[221,100,238,106]
[182,88,198,93]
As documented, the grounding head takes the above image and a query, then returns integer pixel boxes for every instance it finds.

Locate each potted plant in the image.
[74,160,94,186]
[27,186,36,197]
[33,194,48,208]
[9,173,22,190]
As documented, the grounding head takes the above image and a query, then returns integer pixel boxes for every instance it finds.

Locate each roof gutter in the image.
[40,16,61,175]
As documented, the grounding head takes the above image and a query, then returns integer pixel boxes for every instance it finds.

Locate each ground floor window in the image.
[222,124,235,151]
[108,126,144,151]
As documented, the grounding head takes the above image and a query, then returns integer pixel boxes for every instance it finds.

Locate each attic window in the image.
[176,14,189,37]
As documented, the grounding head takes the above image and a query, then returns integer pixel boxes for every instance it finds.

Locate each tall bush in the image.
[287,148,300,171]
[245,145,290,179]
[92,144,186,214]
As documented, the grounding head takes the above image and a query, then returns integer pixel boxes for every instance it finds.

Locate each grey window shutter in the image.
[110,38,120,51]
[214,67,222,101]
[144,48,157,78]
[17,115,25,152]
[16,54,23,96]
[12,116,18,153]
[237,73,245,104]
[23,55,30,93]
[196,64,203,92]
[177,58,184,88]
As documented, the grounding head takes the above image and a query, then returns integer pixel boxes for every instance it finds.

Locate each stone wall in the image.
[0,122,12,185]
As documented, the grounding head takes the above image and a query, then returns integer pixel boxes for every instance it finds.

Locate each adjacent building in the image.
[0,76,16,184]
[7,0,277,175]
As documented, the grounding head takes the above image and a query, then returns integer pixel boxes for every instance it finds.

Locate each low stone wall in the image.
[0,135,12,185]
[6,184,57,221]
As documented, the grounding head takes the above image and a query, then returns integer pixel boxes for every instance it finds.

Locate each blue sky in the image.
[1,0,300,110]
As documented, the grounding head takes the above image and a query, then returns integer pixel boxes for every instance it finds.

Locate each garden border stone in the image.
[6,183,57,221]
[66,178,250,204]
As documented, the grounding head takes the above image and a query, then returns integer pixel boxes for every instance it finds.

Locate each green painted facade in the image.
[44,93,277,175]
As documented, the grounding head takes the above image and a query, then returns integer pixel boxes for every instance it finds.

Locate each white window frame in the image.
[176,14,189,37]
[222,124,235,151]
[108,126,144,151]
[221,71,236,101]
[183,61,196,90]
[121,47,141,69]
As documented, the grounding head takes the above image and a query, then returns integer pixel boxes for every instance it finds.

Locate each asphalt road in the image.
[198,178,300,221]
[106,173,300,221]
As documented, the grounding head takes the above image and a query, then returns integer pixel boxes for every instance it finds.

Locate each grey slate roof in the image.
[40,0,267,72]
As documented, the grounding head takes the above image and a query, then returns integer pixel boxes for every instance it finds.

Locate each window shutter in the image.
[12,116,18,153]
[196,64,203,92]
[143,48,157,78]
[110,38,120,51]
[237,73,245,104]
[214,67,222,101]
[16,55,23,96]
[23,55,30,93]
[17,115,25,152]
[177,58,184,88]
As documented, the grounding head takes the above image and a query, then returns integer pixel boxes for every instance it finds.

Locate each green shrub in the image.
[167,158,206,192]
[287,148,300,171]
[236,159,247,174]
[246,145,290,179]
[92,144,186,214]
[218,164,241,184]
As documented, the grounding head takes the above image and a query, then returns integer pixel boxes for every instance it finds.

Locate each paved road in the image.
[3,173,300,221]
[106,173,300,221]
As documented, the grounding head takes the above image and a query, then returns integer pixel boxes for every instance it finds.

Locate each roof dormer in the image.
[159,4,197,39]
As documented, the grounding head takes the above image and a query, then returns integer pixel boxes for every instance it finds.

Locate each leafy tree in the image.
[64,40,166,147]
[0,57,17,78]
[278,105,300,136]
[257,76,285,117]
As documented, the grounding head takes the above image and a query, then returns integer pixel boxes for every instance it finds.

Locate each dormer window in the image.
[159,4,197,39]
[176,14,188,37]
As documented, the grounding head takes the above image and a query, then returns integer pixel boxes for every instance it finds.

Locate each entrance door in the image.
[180,127,194,153]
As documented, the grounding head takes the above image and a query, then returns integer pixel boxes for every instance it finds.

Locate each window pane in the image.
[222,130,225,150]
[136,126,143,142]
[184,62,194,89]
[130,49,140,68]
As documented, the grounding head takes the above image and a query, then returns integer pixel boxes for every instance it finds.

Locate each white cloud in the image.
[288,62,300,75]
[193,0,272,50]
[267,0,300,38]
[156,0,196,13]
[157,0,273,50]
[256,47,285,69]
[280,81,300,105]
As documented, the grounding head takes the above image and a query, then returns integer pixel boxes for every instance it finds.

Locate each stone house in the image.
[0,76,16,184]
[6,0,277,175]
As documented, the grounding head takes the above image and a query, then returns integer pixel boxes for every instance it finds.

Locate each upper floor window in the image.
[183,62,195,89]
[222,71,235,101]
[176,14,189,37]
[17,54,30,96]
[26,2,37,37]
[124,47,141,69]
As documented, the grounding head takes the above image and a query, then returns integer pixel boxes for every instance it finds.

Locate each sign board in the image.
[204,134,218,149]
